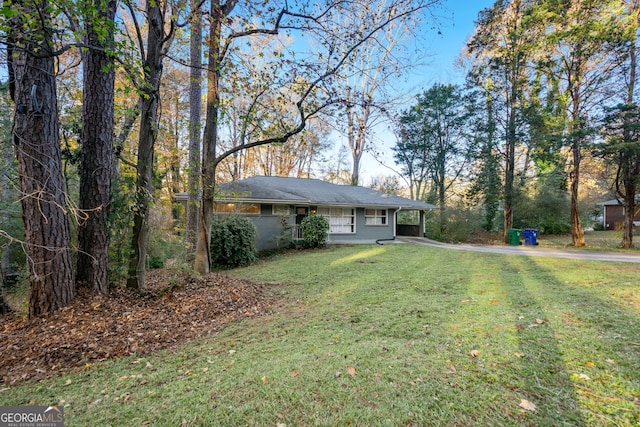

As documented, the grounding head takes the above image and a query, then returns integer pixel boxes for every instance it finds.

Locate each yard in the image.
[1,244,638,426]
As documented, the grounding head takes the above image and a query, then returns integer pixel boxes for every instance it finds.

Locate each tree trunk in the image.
[186,2,203,262]
[503,105,516,243]
[569,89,585,247]
[8,0,75,317]
[622,188,635,249]
[621,19,637,249]
[195,0,223,275]
[77,0,117,292]
[569,157,585,247]
[127,1,167,289]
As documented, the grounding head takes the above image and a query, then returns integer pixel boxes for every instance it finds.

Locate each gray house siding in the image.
[325,207,396,244]
[245,204,401,250]
[245,204,293,251]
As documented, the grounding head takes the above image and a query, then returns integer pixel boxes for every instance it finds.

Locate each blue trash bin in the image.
[523,229,538,246]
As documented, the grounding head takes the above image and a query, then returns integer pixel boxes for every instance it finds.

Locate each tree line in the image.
[392,0,639,248]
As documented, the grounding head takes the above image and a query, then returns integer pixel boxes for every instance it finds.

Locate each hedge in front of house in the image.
[210,215,257,268]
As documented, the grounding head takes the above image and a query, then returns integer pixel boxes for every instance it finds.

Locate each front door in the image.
[295,207,308,239]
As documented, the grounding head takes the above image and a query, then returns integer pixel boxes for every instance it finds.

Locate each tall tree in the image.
[331,0,439,186]
[126,0,176,289]
[76,0,117,292]
[393,83,473,230]
[598,0,640,248]
[6,0,75,316]
[466,83,502,232]
[536,0,621,246]
[466,0,536,242]
[185,0,203,262]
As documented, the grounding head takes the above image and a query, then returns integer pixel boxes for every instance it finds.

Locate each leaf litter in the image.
[0,270,276,385]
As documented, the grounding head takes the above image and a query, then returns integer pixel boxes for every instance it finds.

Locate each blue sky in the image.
[423,0,496,84]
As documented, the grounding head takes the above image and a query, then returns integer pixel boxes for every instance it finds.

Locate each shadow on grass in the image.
[500,257,585,426]
[502,256,640,426]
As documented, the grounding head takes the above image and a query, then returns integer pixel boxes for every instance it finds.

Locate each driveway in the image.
[395,236,640,263]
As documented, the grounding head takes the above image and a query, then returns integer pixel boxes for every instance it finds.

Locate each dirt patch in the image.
[0,270,277,385]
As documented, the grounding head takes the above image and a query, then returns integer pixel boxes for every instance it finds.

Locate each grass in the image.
[2,244,639,426]
[538,230,640,252]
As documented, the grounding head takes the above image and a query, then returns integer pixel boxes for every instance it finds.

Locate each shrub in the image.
[300,214,329,248]
[210,215,257,268]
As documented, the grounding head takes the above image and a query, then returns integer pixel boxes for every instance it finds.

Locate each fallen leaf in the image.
[291,370,299,377]
[65,379,72,385]
[535,319,545,324]
[261,376,268,384]
[585,361,594,367]
[182,419,187,427]
[579,373,590,380]
[519,399,536,412]
[276,424,287,427]
[491,301,500,305]
[470,349,480,358]
[85,363,92,369]
[335,371,342,378]
[347,366,356,377]
[514,352,525,358]
[606,359,615,365]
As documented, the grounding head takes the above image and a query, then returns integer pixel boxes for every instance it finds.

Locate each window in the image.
[365,209,387,226]
[318,207,355,234]
[272,205,290,216]
[214,203,260,214]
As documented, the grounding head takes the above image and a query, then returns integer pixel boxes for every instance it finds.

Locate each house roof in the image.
[600,195,640,206]
[176,176,435,210]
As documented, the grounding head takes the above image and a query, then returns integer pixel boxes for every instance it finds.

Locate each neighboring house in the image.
[600,197,640,230]
[175,176,435,251]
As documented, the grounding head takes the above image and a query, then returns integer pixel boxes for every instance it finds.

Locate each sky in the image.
[349,0,497,183]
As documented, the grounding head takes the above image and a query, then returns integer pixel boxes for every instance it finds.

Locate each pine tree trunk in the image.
[8,0,75,317]
[77,0,116,292]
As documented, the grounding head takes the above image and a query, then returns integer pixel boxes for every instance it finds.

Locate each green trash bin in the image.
[508,229,522,246]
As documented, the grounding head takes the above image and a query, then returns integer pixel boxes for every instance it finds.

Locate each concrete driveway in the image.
[395,236,640,264]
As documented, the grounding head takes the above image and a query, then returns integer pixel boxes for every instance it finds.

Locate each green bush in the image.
[300,214,329,248]
[424,205,482,243]
[210,215,257,268]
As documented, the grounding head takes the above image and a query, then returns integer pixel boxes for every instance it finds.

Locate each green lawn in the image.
[2,244,639,426]
[538,230,640,252]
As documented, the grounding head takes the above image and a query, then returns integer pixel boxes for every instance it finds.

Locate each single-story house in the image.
[600,197,640,230]
[175,176,435,251]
